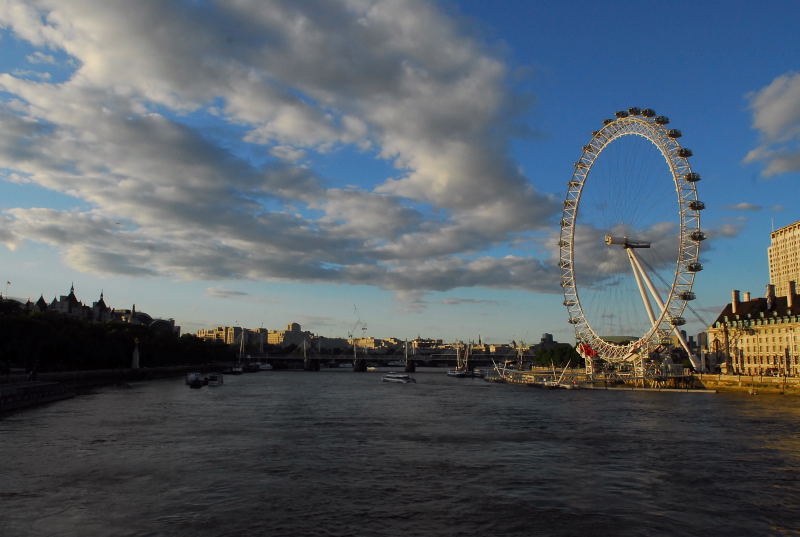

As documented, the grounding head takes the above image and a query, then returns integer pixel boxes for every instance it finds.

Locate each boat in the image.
[258,362,273,371]
[447,344,485,378]
[207,373,224,386]
[382,372,416,384]
[185,371,205,389]
[366,366,378,372]
[544,360,580,389]
[243,362,261,373]
[229,328,246,374]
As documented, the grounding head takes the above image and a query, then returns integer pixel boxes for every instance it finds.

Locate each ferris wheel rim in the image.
[558,110,703,363]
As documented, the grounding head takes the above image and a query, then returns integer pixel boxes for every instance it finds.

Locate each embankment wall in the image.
[693,373,800,395]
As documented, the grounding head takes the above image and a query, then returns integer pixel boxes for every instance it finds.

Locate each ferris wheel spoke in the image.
[627,249,657,326]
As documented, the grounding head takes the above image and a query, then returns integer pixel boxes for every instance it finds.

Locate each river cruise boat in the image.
[382,372,416,384]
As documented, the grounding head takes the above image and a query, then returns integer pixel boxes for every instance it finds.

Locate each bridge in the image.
[245,353,523,371]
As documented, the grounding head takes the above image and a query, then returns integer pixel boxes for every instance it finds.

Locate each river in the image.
[1,369,799,536]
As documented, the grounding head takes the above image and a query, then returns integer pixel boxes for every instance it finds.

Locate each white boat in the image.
[382,372,416,384]
[207,373,224,386]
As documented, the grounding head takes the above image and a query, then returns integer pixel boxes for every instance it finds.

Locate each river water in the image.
[1,369,799,537]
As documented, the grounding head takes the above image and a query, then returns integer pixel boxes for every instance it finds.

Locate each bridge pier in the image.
[353,358,367,372]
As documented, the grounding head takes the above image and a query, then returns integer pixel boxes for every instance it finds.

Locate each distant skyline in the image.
[1,1,799,343]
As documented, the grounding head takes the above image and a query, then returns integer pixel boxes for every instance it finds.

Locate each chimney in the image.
[789,280,796,309]
[731,290,740,314]
[743,291,751,302]
[766,284,775,298]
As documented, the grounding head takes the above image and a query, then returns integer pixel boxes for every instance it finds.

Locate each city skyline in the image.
[1,1,799,343]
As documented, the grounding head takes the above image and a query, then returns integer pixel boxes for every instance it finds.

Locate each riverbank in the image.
[0,364,231,413]
[692,373,800,395]
[0,381,75,412]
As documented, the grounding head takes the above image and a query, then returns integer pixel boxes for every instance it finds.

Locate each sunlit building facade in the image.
[708,285,800,376]
[768,220,800,298]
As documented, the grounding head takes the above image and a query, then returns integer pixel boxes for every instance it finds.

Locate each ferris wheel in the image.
[558,108,705,374]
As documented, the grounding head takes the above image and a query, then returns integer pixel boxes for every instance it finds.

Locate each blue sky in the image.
[0,0,798,345]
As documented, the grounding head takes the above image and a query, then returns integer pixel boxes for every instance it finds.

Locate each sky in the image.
[0,0,798,345]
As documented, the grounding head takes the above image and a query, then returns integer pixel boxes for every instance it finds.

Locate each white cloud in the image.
[25,51,56,64]
[726,202,762,211]
[439,297,500,306]
[745,72,800,176]
[10,69,51,80]
[206,287,250,299]
[0,0,560,306]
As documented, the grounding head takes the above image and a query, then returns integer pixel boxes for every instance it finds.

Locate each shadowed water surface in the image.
[1,370,799,536]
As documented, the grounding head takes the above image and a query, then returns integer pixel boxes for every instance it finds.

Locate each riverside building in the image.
[768,220,800,298]
[707,284,799,376]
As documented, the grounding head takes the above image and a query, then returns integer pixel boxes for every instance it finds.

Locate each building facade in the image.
[13,284,177,333]
[266,322,311,347]
[768,220,800,298]
[707,284,799,376]
[197,326,242,344]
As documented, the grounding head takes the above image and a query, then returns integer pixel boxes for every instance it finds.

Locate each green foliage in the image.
[532,343,584,368]
[0,305,234,372]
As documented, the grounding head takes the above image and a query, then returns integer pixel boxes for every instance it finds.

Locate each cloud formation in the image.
[745,71,800,176]
[0,0,560,303]
[726,202,762,211]
[206,287,250,299]
[439,297,500,306]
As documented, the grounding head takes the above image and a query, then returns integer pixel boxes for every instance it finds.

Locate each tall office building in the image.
[769,220,800,297]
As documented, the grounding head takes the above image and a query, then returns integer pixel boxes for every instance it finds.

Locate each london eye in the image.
[558,108,705,375]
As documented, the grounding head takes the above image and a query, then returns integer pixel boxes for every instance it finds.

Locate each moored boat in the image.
[382,372,416,384]
[243,362,261,373]
[447,344,485,378]
[207,373,224,386]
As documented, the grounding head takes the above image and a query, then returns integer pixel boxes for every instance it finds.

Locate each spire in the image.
[70,282,75,295]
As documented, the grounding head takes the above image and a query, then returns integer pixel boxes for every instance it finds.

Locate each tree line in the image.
[530,344,583,368]
[0,300,234,374]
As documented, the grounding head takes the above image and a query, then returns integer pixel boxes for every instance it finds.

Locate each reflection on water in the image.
[1,370,799,536]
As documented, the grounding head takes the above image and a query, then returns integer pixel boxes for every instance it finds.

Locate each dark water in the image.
[2,370,799,537]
